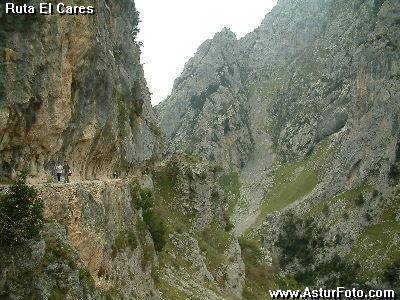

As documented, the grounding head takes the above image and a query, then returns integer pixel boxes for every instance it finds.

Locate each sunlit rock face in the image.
[0,0,163,181]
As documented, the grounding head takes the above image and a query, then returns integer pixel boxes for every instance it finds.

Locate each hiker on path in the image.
[64,161,71,183]
[55,164,63,182]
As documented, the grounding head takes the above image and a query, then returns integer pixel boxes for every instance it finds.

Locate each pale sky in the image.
[135,0,278,105]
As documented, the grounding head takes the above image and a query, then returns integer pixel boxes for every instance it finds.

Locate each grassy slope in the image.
[349,195,400,281]
[235,141,333,298]
[250,140,334,229]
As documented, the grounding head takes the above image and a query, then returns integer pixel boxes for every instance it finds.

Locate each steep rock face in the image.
[0,0,163,182]
[231,0,400,240]
[158,0,400,226]
[156,29,253,170]
[242,0,399,184]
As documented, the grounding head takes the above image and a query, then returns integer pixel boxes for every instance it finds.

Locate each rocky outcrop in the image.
[40,180,160,299]
[0,0,163,182]
[143,155,246,299]
[156,28,254,171]
[242,0,400,184]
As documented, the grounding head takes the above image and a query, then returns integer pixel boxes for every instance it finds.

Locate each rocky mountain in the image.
[157,0,400,296]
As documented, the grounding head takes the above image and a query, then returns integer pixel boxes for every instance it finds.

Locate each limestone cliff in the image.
[0,0,163,182]
[1,180,160,299]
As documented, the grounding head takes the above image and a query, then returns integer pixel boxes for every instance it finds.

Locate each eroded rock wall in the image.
[0,0,163,182]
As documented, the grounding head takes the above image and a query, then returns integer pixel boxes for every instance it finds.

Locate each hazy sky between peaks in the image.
[135,0,278,106]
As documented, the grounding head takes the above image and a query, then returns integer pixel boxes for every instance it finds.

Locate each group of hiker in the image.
[55,161,71,183]
[53,160,152,183]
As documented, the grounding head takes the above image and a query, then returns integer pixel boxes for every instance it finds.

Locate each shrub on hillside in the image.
[389,164,400,181]
[135,187,154,211]
[131,185,166,252]
[275,212,324,269]
[354,193,365,206]
[142,210,166,252]
[0,174,44,246]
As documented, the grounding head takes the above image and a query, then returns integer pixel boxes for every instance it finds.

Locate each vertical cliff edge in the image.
[0,0,163,182]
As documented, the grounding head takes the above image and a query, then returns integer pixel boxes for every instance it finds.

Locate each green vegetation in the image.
[275,212,361,287]
[49,287,68,300]
[239,238,272,300]
[104,288,124,300]
[382,258,400,287]
[183,153,201,164]
[157,278,189,300]
[130,182,153,211]
[0,174,44,246]
[306,185,372,220]
[143,210,166,252]
[78,267,96,292]
[130,181,166,253]
[113,230,138,253]
[239,237,304,299]
[389,164,400,185]
[276,212,324,270]
[219,172,240,214]
[256,165,318,226]
[151,162,196,233]
[0,178,13,185]
[248,140,337,231]
[135,218,156,271]
[197,223,232,276]
[148,122,163,138]
[152,163,237,294]
[224,219,234,232]
[153,163,179,202]
[354,193,365,206]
